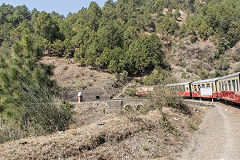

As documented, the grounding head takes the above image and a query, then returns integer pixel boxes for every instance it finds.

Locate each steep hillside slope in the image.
[0,103,205,159]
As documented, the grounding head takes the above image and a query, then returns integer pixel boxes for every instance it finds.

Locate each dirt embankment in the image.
[40,56,118,97]
[0,103,206,160]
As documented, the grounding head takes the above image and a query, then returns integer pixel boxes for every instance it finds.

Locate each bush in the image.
[126,88,136,97]
[143,69,170,85]
[186,68,192,73]
[181,71,187,78]
[197,69,209,79]
[0,85,74,144]
[150,87,192,115]
[214,58,230,70]
[190,35,198,43]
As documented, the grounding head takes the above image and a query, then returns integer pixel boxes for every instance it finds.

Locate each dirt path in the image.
[179,102,240,160]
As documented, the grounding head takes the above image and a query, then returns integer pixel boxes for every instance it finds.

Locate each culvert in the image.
[124,104,134,112]
[135,104,144,111]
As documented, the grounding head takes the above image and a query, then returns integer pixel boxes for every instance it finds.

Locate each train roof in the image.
[192,77,219,84]
[218,72,240,80]
[165,82,191,87]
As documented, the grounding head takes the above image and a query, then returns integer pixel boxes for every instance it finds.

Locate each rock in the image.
[19,141,27,145]
[97,121,105,125]
[174,118,180,121]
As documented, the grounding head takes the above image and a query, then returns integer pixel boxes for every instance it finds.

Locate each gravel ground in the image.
[179,102,240,160]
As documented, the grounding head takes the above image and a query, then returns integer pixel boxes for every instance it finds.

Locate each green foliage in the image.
[0,35,73,143]
[143,69,170,85]
[158,16,178,36]
[214,58,230,70]
[197,69,209,79]
[190,35,198,43]
[127,34,166,74]
[126,88,136,97]
[150,87,192,115]
[188,121,198,131]
[34,12,62,43]
[1,0,239,75]
[183,0,240,54]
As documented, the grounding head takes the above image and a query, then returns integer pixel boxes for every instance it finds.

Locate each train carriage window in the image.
[228,80,232,91]
[202,84,205,88]
[219,82,221,91]
[225,81,228,91]
[237,79,239,92]
[186,86,189,91]
[194,85,197,91]
[198,85,201,91]
[207,83,210,88]
[211,83,214,91]
[222,81,225,91]
[232,79,236,92]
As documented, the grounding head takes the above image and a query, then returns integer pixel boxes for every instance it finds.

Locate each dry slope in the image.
[0,103,205,160]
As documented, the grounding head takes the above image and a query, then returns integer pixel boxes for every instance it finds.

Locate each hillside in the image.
[0,102,205,159]
[1,0,240,157]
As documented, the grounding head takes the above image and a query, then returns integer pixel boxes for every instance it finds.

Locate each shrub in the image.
[186,68,192,73]
[181,71,187,79]
[188,121,198,131]
[214,58,230,70]
[143,69,170,85]
[197,69,209,79]
[0,85,74,144]
[126,88,136,97]
[190,35,198,43]
[150,87,192,115]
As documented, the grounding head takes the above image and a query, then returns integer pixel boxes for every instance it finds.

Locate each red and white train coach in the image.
[165,82,192,97]
[191,78,219,99]
[217,72,240,103]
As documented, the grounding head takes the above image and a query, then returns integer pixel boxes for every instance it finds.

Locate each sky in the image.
[0,0,109,16]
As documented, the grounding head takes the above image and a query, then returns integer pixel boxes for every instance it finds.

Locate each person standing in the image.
[77,92,83,103]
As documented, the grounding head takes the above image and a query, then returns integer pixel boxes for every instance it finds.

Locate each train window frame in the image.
[202,84,205,88]
[211,83,214,91]
[194,85,197,91]
[225,81,228,91]
[198,85,201,91]
[237,79,239,92]
[206,83,210,88]
[228,80,231,91]
[232,79,236,92]
[222,81,225,91]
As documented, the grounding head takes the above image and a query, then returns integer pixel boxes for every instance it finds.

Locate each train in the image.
[165,72,240,104]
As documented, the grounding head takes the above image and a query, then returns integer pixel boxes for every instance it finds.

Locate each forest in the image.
[0,0,240,142]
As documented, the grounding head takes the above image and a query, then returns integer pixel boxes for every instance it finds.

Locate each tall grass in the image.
[0,84,73,144]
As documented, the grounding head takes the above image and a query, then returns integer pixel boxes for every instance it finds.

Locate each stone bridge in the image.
[75,98,149,112]
[106,98,148,111]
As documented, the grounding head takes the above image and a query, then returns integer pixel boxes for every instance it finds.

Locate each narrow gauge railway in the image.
[165,72,240,104]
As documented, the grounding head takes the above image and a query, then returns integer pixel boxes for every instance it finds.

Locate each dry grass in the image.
[0,102,206,160]
[40,56,118,95]
[168,39,216,81]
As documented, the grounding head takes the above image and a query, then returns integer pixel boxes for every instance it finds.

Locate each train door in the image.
[189,83,192,98]
[215,80,219,98]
